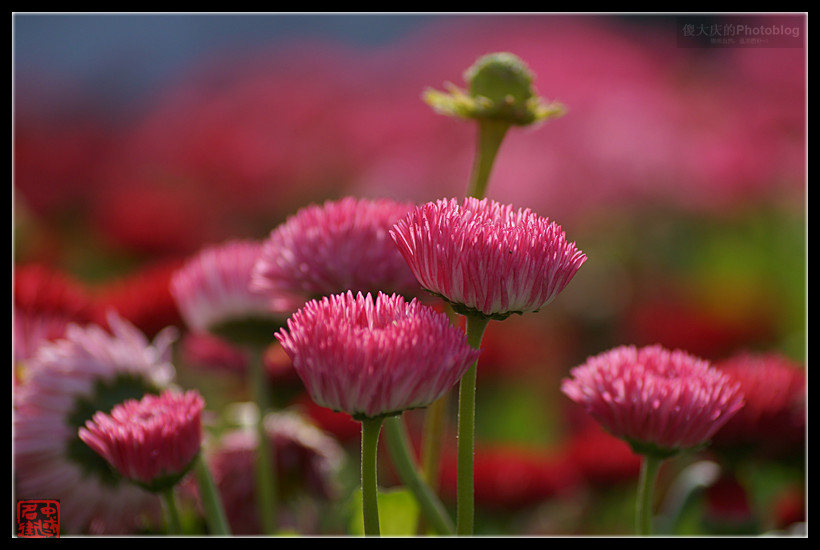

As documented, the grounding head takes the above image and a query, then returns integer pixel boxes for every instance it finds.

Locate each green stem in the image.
[455,313,491,536]
[420,393,448,490]
[361,416,385,536]
[161,487,182,535]
[249,347,277,534]
[193,453,231,535]
[466,119,511,199]
[636,454,664,535]
[383,414,455,535]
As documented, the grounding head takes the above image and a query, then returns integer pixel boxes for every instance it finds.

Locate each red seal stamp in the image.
[16,500,60,538]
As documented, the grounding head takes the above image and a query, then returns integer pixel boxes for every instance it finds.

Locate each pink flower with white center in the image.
[13,312,176,534]
[79,389,205,491]
[275,291,480,420]
[251,197,422,311]
[171,239,282,345]
[561,344,745,457]
[390,197,587,320]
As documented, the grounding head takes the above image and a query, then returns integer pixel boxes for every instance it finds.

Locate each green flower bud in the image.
[465,52,535,105]
[423,51,566,127]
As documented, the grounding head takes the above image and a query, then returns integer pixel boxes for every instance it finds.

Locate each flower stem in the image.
[456,313,491,535]
[383,414,455,535]
[420,393,448,489]
[249,347,277,534]
[636,454,663,535]
[466,119,510,199]
[360,416,385,536]
[160,487,182,535]
[193,453,231,535]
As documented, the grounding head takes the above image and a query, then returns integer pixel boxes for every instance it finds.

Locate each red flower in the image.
[711,352,805,456]
[93,258,186,339]
[439,444,580,510]
[13,263,98,363]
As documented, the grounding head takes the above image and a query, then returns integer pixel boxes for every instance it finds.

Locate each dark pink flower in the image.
[275,291,479,420]
[79,389,205,490]
[561,344,744,456]
[391,197,586,319]
[252,197,422,311]
[711,352,805,454]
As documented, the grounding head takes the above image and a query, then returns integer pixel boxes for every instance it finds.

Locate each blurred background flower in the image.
[13,13,805,536]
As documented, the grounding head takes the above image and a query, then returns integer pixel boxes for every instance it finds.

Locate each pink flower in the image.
[79,389,205,491]
[13,312,176,533]
[711,352,805,454]
[170,239,280,342]
[275,291,480,420]
[390,197,586,319]
[252,197,422,311]
[561,344,744,456]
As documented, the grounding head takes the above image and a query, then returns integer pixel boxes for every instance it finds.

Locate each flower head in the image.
[391,197,586,319]
[79,389,205,491]
[424,52,566,127]
[170,239,281,346]
[14,312,176,533]
[252,197,422,310]
[711,352,805,454]
[275,291,480,420]
[561,344,744,457]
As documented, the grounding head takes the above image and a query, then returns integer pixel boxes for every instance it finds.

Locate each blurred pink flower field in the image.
[13,14,805,537]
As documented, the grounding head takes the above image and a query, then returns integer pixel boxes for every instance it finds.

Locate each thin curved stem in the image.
[249,347,277,534]
[193,453,231,535]
[383,414,455,535]
[466,119,510,199]
[636,454,664,535]
[455,313,491,535]
[361,416,385,536]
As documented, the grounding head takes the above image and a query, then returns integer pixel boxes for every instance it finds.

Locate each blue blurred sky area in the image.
[14,13,692,106]
[13,14,449,101]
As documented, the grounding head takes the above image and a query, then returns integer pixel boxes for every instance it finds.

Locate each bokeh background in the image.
[13,13,806,536]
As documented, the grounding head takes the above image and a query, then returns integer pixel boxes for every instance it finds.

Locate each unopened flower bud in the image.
[465,52,535,106]
[424,51,566,127]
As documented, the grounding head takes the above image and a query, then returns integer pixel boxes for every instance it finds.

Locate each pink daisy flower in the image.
[79,389,205,491]
[170,239,281,344]
[561,344,745,456]
[251,197,422,311]
[712,352,805,454]
[275,291,480,420]
[13,312,176,534]
[390,197,586,319]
